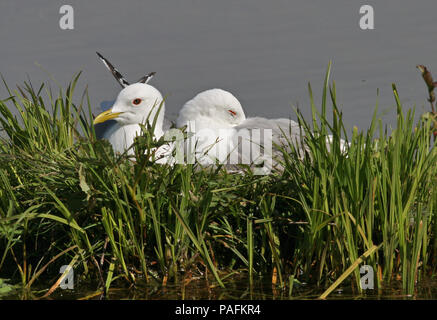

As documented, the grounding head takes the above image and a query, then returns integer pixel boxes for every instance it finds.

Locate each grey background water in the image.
[1,0,437,133]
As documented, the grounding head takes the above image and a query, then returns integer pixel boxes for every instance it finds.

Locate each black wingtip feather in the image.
[95,52,130,88]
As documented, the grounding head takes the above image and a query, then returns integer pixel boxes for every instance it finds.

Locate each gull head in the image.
[176,88,246,129]
[94,83,165,126]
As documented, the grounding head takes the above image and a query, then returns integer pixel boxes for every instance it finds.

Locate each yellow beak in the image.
[93,109,123,124]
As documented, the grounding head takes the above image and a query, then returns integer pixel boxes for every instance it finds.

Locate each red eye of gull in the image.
[132,98,142,105]
[228,109,237,116]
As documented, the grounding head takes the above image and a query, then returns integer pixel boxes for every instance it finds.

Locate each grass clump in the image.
[0,66,436,299]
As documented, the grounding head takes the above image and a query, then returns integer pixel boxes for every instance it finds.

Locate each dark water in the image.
[1,0,437,132]
[4,276,437,300]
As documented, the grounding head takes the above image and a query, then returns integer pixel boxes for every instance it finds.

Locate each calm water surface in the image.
[1,0,437,131]
[4,276,437,300]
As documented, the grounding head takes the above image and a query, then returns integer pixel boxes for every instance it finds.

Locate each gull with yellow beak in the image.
[93,52,169,161]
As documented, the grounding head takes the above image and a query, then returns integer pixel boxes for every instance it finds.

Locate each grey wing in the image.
[232,117,306,172]
[234,117,305,151]
[261,118,302,148]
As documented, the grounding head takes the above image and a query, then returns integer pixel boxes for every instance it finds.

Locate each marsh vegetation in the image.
[0,66,436,299]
